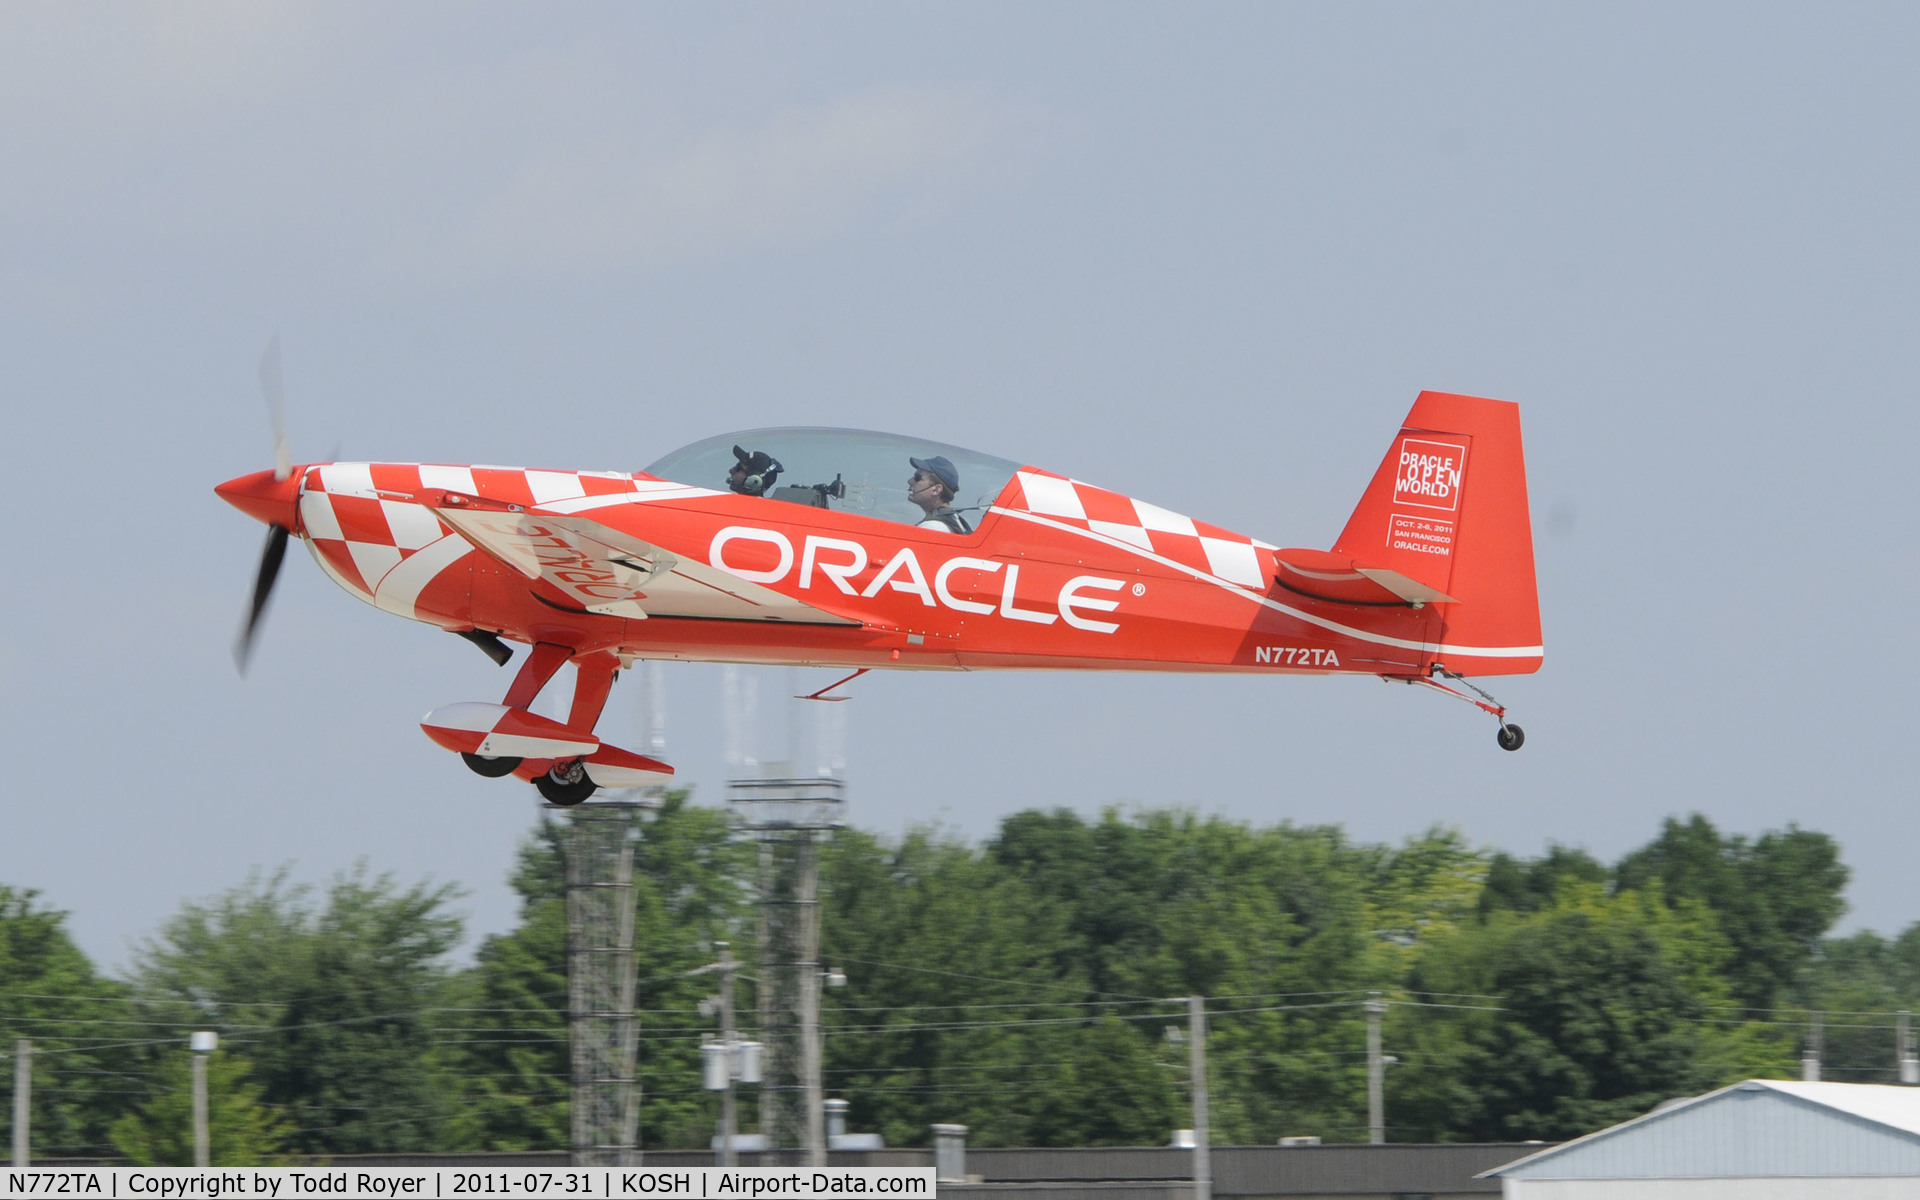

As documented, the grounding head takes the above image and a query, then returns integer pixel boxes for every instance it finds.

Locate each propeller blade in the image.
[234,524,289,674]
[259,334,290,481]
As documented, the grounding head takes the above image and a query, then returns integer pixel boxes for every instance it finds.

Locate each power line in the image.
[831,955,1167,1002]
[830,997,1195,1013]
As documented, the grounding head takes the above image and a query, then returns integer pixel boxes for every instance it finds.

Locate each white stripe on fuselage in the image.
[990,507,1543,660]
[373,533,475,620]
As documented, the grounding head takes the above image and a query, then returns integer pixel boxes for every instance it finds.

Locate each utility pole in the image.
[11,1040,28,1168]
[1900,1011,1918,1085]
[190,1032,217,1168]
[1188,995,1210,1200]
[1803,1012,1823,1083]
[719,942,738,1167]
[800,863,824,1170]
[1365,993,1386,1144]
[697,942,763,1166]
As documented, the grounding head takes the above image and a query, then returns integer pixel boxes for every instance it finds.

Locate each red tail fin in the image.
[1333,392,1543,674]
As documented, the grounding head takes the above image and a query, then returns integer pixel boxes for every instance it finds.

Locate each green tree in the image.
[985,808,1409,1143]
[1394,884,1791,1141]
[79,804,1846,1157]
[0,886,137,1159]
[126,866,466,1155]
[1791,922,1920,1083]
[1024,1016,1182,1146]
[109,1050,290,1165]
[821,826,1103,1148]
[1614,815,1847,1010]
[442,895,568,1151]
[1477,846,1607,919]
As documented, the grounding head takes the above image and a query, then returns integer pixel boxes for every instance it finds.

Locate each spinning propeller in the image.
[217,344,510,676]
[221,336,302,674]
[236,521,288,673]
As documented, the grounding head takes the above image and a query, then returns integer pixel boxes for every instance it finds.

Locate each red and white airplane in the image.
[218,389,1542,805]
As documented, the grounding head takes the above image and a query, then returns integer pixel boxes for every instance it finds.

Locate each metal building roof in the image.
[1487,1080,1920,1179]
[1761,1080,1920,1136]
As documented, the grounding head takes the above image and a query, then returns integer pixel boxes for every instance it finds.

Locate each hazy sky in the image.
[4,3,1917,966]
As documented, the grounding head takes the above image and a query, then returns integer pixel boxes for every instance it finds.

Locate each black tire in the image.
[462,752,523,778]
[1497,724,1525,752]
[535,768,598,807]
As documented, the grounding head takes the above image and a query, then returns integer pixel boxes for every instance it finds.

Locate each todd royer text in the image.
[0,1167,935,1200]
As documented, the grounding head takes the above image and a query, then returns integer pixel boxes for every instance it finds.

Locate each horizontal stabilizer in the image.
[420,702,600,759]
[583,743,675,788]
[1272,548,1458,607]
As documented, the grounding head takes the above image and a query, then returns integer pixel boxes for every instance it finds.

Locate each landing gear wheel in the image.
[462,752,523,778]
[535,760,598,806]
[1497,724,1525,752]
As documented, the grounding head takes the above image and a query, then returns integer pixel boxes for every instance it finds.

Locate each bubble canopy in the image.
[644,428,1022,529]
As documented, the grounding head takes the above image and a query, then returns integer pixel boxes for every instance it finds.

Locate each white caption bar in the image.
[0,1167,937,1199]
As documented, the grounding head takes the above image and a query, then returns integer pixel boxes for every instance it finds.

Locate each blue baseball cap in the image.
[909,455,959,493]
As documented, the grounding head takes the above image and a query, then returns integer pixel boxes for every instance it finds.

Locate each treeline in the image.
[1,799,1914,1162]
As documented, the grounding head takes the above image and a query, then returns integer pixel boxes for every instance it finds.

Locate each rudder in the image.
[1333,391,1543,674]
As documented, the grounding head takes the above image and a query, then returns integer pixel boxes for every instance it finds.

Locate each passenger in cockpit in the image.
[727,446,783,496]
[909,456,971,533]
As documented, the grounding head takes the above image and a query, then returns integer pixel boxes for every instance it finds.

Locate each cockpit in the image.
[644,428,1022,532]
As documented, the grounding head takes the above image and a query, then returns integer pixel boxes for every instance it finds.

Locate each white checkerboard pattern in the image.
[1004,470,1275,590]
[296,463,717,612]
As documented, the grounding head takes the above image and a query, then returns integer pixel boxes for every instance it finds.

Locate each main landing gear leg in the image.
[566,653,618,731]
[460,642,573,780]
[1402,667,1525,752]
[503,642,573,709]
[535,651,620,807]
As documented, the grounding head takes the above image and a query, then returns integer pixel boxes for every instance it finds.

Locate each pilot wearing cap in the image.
[727,445,783,497]
[908,455,971,533]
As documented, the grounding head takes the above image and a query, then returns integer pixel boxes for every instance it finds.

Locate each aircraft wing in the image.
[431,500,860,626]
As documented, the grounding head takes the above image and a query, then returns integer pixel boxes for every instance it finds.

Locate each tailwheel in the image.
[535,758,598,806]
[461,752,523,778]
[1401,666,1527,752]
